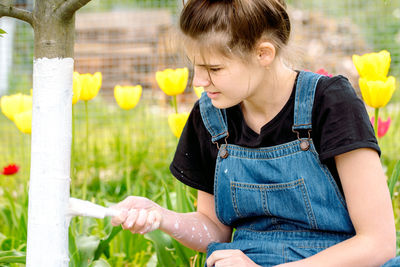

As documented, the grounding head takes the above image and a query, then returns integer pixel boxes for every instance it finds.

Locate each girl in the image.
[112,0,400,266]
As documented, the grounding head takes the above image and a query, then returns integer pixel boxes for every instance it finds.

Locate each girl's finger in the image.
[131,209,148,232]
[141,210,156,234]
[111,208,128,226]
[123,209,138,230]
[206,250,235,267]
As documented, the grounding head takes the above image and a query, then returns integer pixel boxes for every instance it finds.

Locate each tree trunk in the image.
[25,1,78,266]
[1,0,92,265]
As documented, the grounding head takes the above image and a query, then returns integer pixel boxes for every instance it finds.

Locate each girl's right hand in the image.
[110,196,163,234]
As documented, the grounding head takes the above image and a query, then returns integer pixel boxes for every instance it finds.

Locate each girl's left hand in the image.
[206,249,261,267]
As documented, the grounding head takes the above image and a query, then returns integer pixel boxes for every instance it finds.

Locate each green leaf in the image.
[75,235,101,267]
[145,231,176,267]
[93,226,122,261]
[89,258,111,267]
[0,251,26,263]
[69,227,80,267]
[0,29,6,37]
[388,160,400,199]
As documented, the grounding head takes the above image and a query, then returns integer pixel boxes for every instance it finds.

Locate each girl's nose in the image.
[193,69,211,88]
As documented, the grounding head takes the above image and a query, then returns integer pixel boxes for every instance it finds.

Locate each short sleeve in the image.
[169,101,216,194]
[313,76,381,163]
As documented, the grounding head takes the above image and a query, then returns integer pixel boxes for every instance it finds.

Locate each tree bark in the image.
[0,0,92,266]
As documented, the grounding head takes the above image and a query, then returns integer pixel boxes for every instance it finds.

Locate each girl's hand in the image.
[206,249,261,267]
[110,196,162,234]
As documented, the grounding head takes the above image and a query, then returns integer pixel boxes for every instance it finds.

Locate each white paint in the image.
[26,58,73,267]
[0,17,16,95]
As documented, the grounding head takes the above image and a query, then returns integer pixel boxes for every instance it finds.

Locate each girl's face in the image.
[192,51,265,109]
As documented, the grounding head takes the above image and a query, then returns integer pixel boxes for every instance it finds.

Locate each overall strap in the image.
[292,71,322,132]
[199,92,229,143]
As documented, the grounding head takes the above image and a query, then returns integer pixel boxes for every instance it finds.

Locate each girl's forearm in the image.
[158,208,231,252]
[277,235,395,267]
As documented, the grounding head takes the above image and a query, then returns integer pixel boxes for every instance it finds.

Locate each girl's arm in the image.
[111,190,232,252]
[278,147,396,267]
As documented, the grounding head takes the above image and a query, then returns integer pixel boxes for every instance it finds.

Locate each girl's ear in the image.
[256,41,276,67]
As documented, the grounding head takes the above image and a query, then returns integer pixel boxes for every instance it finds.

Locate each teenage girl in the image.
[112,0,400,266]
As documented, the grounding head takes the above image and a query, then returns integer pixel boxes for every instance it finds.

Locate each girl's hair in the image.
[179,0,291,60]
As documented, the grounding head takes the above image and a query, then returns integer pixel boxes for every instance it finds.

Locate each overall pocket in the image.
[230,178,318,229]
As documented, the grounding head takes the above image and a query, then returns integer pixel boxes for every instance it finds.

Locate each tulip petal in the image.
[353,50,391,80]
[156,68,189,96]
[359,76,396,108]
[168,112,189,138]
[1,93,32,121]
[114,85,142,110]
[14,109,32,134]
[194,86,204,99]
[72,72,82,105]
[79,72,102,101]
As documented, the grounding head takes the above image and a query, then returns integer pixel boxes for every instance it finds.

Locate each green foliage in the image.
[388,161,400,199]
[0,29,6,37]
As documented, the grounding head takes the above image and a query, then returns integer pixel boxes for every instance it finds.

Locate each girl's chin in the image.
[210,98,238,109]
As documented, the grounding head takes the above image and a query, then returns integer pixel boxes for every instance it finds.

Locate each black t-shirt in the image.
[170,74,380,196]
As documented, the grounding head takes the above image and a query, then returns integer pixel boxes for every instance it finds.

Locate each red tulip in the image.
[304,69,333,77]
[315,68,333,77]
[370,116,391,138]
[1,164,20,175]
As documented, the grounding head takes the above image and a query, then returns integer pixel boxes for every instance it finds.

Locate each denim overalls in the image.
[199,71,400,266]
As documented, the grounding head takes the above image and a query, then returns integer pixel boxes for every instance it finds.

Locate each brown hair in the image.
[179,0,291,60]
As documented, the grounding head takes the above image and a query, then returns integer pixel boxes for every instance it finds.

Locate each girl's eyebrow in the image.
[196,64,221,67]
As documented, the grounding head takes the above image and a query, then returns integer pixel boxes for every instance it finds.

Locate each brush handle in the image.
[68,198,121,219]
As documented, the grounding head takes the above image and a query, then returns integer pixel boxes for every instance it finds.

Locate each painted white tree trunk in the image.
[26,57,73,267]
[0,17,16,95]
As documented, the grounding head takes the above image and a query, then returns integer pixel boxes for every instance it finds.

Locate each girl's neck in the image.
[240,61,297,134]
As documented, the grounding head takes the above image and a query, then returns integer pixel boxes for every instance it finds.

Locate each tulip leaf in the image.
[388,160,400,199]
[93,226,122,261]
[73,235,100,267]
[145,231,176,267]
[0,250,26,263]
[89,258,111,267]
[0,29,6,37]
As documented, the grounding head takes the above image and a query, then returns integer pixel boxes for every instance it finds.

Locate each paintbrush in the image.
[67,197,121,219]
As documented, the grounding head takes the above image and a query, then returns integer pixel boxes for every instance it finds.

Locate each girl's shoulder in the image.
[315,75,359,102]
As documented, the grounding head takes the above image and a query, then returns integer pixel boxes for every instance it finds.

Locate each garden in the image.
[0,0,400,266]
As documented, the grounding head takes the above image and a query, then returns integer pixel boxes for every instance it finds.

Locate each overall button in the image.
[300,140,310,151]
[219,148,229,158]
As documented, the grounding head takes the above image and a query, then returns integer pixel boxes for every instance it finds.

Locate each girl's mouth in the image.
[207,92,220,99]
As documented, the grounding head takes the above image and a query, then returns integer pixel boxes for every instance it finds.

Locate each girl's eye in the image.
[209,68,221,72]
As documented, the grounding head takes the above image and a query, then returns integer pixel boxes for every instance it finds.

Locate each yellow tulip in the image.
[114,85,142,110]
[14,109,32,134]
[359,76,396,108]
[72,72,82,105]
[194,86,204,99]
[352,50,391,80]
[0,93,32,121]
[79,72,102,101]
[168,112,189,138]
[156,68,189,96]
